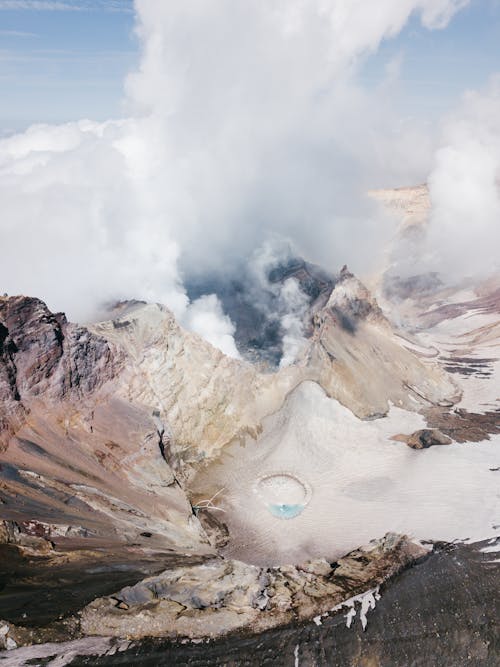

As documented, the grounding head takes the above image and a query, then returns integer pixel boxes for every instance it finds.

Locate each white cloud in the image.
[0,29,38,36]
[426,77,500,280]
[0,119,188,321]
[0,0,469,354]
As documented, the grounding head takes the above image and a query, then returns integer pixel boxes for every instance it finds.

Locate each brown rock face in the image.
[0,296,210,554]
[0,295,121,405]
[0,296,123,450]
[0,318,23,443]
[0,297,66,398]
[304,271,458,419]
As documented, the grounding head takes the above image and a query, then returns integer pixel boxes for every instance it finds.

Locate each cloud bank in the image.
[0,0,472,356]
[426,77,500,281]
[385,76,500,287]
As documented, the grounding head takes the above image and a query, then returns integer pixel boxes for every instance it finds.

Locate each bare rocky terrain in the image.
[0,186,499,665]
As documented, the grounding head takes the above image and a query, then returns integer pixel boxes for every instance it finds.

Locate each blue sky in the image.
[362,0,500,118]
[0,0,136,131]
[0,0,500,133]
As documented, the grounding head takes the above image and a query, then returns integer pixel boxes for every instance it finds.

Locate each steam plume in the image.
[0,0,470,355]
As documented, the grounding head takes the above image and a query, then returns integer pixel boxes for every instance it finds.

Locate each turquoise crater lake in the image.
[255,473,311,520]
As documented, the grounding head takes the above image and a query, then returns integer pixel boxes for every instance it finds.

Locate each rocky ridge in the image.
[1,258,495,656]
[1,533,428,649]
[0,269,460,551]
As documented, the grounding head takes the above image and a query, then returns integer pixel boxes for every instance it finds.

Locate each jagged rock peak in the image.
[0,296,123,446]
[319,267,385,332]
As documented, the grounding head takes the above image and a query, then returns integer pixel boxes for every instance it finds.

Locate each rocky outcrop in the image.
[391,428,452,449]
[304,269,458,419]
[0,295,122,449]
[87,271,458,464]
[3,540,496,665]
[0,519,58,557]
[0,534,428,650]
[0,295,121,401]
[76,533,428,642]
[368,183,430,233]
[0,622,18,651]
[0,302,25,448]
[0,296,212,555]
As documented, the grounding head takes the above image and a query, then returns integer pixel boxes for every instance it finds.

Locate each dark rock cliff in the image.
[0,296,122,447]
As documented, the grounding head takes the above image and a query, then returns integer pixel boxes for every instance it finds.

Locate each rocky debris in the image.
[79,533,428,641]
[391,428,452,449]
[0,519,55,555]
[0,407,211,557]
[0,520,11,543]
[0,623,17,651]
[425,406,500,443]
[0,519,92,550]
[195,509,230,550]
[0,636,128,664]
[0,539,213,632]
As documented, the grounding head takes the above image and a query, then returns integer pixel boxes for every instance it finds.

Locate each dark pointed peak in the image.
[339,265,354,280]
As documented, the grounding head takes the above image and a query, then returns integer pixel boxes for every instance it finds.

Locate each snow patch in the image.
[331,586,381,631]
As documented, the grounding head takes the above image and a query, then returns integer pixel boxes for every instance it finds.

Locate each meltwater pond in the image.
[268,503,304,519]
[255,473,311,519]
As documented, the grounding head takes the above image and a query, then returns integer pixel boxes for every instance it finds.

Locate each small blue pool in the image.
[268,503,306,519]
[255,472,312,520]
